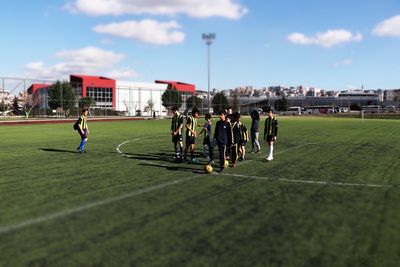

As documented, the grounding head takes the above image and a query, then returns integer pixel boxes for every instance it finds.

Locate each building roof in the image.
[70,74,114,81]
[27,84,52,94]
[155,80,195,94]
[70,74,115,88]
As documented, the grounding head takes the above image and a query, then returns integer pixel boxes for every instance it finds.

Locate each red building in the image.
[70,74,116,109]
[155,80,198,113]
[155,80,195,95]
[27,84,52,95]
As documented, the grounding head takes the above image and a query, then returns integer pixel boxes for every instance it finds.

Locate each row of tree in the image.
[161,89,240,114]
[161,88,288,114]
[4,83,289,117]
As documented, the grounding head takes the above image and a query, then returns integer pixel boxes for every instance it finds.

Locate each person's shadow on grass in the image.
[138,162,204,174]
[39,148,79,153]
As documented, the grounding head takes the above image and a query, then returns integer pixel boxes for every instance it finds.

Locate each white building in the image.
[116,81,168,116]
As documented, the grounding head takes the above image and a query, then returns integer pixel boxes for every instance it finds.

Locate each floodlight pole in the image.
[202,33,215,114]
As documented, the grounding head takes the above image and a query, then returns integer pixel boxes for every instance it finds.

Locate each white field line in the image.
[217,173,393,188]
[115,138,142,157]
[0,175,202,235]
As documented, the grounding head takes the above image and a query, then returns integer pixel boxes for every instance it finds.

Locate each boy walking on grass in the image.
[74,108,89,153]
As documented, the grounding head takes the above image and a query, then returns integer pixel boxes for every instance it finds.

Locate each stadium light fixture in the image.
[202,33,215,114]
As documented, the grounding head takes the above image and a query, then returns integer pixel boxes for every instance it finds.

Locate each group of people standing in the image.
[170,106,279,173]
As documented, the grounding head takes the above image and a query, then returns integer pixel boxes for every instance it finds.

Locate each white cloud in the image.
[25,62,56,79]
[66,0,247,19]
[56,46,124,67]
[333,58,353,67]
[106,68,138,80]
[100,38,114,45]
[372,15,400,37]
[24,46,133,79]
[288,29,363,48]
[93,19,185,45]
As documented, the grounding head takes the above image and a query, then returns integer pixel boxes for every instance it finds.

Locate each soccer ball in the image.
[204,164,213,174]
[224,160,229,168]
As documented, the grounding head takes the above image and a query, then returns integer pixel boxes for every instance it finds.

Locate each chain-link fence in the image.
[0,76,54,117]
[0,77,211,118]
[1,76,399,119]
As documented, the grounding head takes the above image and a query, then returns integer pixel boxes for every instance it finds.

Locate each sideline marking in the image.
[0,175,201,235]
[217,173,393,188]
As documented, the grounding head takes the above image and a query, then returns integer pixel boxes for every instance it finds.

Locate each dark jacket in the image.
[251,119,259,132]
[214,120,233,146]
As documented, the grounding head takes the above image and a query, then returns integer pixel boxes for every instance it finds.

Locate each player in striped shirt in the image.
[170,106,184,160]
[184,107,200,163]
[231,112,249,166]
[264,106,279,161]
[74,108,89,153]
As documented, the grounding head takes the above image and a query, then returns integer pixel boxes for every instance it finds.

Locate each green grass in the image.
[0,117,399,267]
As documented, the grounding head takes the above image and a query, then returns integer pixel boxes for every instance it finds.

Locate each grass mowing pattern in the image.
[0,117,399,266]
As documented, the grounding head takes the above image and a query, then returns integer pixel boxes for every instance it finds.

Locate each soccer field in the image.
[0,117,399,267]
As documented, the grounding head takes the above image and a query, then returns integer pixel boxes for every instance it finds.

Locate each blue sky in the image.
[1,0,400,91]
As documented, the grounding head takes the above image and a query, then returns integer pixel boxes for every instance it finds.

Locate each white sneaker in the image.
[266,156,273,161]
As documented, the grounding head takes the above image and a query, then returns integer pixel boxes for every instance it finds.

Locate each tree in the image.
[0,101,8,112]
[393,90,400,102]
[48,81,76,117]
[186,95,202,110]
[23,93,41,118]
[147,98,154,113]
[350,103,362,111]
[79,96,96,109]
[212,92,228,115]
[12,96,20,115]
[231,92,240,112]
[144,99,155,115]
[162,89,182,109]
[274,95,288,112]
